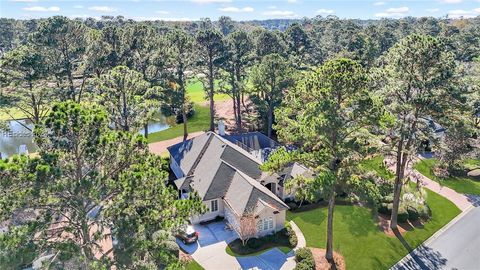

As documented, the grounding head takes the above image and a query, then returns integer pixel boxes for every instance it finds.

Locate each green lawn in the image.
[414,159,480,195]
[361,155,394,179]
[186,79,230,104]
[287,189,460,270]
[147,104,210,143]
[0,107,26,121]
[185,260,204,270]
[0,80,227,122]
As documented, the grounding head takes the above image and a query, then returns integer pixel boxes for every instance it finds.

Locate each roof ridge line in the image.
[186,132,215,177]
[211,132,263,165]
[229,164,288,209]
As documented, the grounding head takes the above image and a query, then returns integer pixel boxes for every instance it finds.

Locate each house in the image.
[167,131,311,237]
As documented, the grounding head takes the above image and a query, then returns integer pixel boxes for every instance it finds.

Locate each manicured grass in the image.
[0,107,26,121]
[414,158,480,195]
[185,260,204,270]
[278,246,293,254]
[147,80,230,143]
[225,229,293,257]
[147,105,210,143]
[361,155,394,179]
[287,189,460,270]
[186,79,229,104]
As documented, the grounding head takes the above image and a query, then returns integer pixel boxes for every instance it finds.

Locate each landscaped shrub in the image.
[417,204,432,220]
[397,205,409,223]
[294,259,315,270]
[246,237,261,249]
[383,194,394,203]
[407,205,420,221]
[287,202,299,211]
[285,222,298,247]
[295,248,315,270]
[295,247,313,262]
[378,203,390,215]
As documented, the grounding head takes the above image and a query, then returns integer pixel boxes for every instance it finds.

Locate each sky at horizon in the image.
[0,0,479,21]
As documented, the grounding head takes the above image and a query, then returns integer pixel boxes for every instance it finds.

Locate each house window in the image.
[257,219,262,232]
[257,217,274,232]
[210,200,218,212]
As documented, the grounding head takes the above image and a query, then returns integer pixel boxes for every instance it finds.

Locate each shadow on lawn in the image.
[391,229,448,270]
[343,206,372,237]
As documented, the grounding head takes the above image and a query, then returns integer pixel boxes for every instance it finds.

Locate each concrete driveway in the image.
[391,205,480,270]
[236,248,295,270]
[177,220,296,270]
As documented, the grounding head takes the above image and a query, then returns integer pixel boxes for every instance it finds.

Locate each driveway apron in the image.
[178,221,296,270]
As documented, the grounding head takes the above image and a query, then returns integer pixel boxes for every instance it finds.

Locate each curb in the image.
[423,204,474,246]
[390,205,475,269]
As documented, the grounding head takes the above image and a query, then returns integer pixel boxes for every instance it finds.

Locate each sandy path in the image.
[149,131,205,156]
[148,99,237,156]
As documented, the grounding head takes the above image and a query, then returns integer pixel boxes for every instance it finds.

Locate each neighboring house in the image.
[167,131,311,237]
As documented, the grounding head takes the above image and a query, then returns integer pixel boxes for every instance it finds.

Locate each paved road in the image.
[391,206,480,270]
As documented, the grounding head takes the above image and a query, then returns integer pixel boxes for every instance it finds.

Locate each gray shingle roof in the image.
[168,132,288,215]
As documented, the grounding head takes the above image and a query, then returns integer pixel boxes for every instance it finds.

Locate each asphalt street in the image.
[391,205,480,270]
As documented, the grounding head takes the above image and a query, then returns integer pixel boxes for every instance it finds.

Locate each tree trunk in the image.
[235,72,243,132]
[326,190,335,262]
[208,67,215,132]
[236,93,242,132]
[232,96,237,127]
[267,105,273,138]
[183,110,188,141]
[209,89,215,132]
[390,141,404,230]
[144,123,148,139]
[391,116,417,230]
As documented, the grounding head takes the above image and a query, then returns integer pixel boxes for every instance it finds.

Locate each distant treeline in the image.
[1,15,479,63]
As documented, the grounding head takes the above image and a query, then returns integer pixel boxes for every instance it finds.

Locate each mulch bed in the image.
[179,248,193,262]
[377,213,424,237]
[310,248,346,270]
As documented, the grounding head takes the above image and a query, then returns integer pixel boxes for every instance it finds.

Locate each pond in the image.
[0,114,170,159]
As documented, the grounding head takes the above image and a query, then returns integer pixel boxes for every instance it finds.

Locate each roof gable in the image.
[168,132,288,215]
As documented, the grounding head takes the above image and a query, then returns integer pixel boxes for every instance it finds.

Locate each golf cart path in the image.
[149,131,205,156]
[384,156,473,211]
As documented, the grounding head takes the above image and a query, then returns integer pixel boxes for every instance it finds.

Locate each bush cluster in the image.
[245,229,292,250]
[294,247,315,270]
[287,201,299,211]
[285,222,298,247]
[377,187,431,223]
